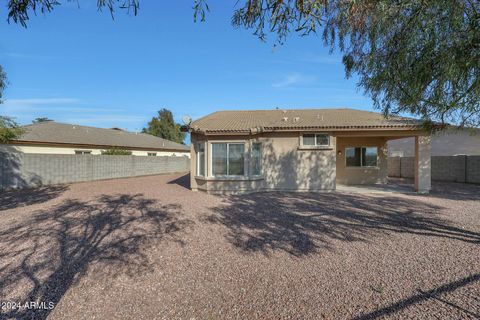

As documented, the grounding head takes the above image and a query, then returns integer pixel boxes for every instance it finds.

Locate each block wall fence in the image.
[388,155,480,184]
[0,151,190,189]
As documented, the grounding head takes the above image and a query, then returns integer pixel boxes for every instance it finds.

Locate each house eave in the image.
[191,125,426,136]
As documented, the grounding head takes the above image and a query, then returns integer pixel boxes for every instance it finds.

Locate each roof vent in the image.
[282,110,288,114]
[317,114,324,121]
[293,117,300,122]
[111,127,123,131]
[282,117,288,122]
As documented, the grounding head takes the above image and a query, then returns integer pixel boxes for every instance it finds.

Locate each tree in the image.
[230,0,480,128]
[0,66,24,143]
[101,147,132,155]
[0,66,6,104]
[4,1,480,128]
[0,116,24,143]
[142,109,186,144]
[33,117,53,123]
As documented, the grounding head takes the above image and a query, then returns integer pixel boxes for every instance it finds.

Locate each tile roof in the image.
[190,108,424,134]
[15,121,190,151]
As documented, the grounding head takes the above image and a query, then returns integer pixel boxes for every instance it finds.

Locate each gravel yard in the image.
[0,173,479,319]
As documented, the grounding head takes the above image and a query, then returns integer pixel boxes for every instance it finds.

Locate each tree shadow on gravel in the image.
[0,193,194,320]
[354,273,480,319]
[0,185,69,211]
[204,192,480,256]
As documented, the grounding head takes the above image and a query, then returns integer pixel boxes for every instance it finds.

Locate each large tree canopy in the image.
[3,0,480,128]
[142,108,186,144]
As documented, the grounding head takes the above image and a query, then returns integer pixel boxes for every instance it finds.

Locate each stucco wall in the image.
[190,132,337,193]
[3,144,190,157]
[388,129,480,156]
[261,132,337,191]
[336,137,388,185]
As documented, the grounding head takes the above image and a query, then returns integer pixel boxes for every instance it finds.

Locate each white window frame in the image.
[209,141,246,178]
[345,146,379,168]
[301,133,331,147]
[196,141,206,177]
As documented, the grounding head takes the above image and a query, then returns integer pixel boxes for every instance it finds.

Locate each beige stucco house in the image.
[1,121,190,157]
[184,108,432,194]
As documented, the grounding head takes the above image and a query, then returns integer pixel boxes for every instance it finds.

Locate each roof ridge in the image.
[26,121,137,133]
[19,121,189,149]
[190,108,425,134]
[209,107,358,112]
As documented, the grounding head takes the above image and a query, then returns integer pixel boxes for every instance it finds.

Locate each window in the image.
[75,150,92,155]
[197,142,205,176]
[302,133,330,146]
[147,153,157,156]
[212,143,244,176]
[346,147,378,167]
[251,143,262,176]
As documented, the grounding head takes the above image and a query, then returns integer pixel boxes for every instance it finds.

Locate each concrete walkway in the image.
[336,183,416,194]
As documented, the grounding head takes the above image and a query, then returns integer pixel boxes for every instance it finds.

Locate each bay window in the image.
[196,142,205,176]
[251,142,262,176]
[212,143,245,176]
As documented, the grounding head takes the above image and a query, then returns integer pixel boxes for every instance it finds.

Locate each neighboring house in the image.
[184,108,432,194]
[1,121,190,157]
[388,128,480,156]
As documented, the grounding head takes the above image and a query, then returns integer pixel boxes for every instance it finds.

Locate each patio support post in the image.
[414,135,431,193]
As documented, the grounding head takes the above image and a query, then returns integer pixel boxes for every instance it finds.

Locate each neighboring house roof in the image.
[190,108,424,134]
[14,122,189,151]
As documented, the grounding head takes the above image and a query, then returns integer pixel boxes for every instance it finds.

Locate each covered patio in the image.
[335,132,432,193]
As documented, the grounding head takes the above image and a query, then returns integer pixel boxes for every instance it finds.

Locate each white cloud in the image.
[268,52,342,66]
[272,73,317,88]
[0,52,58,60]
[300,53,341,64]
[1,98,85,114]
[3,98,80,107]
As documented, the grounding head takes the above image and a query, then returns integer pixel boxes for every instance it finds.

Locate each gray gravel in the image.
[0,174,479,319]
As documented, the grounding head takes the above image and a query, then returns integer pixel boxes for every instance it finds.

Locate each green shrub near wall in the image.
[101,147,132,155]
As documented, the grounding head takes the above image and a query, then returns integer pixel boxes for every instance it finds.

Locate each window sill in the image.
[298,146,333,151]
[345,166,380,170]
[194,175,264,181]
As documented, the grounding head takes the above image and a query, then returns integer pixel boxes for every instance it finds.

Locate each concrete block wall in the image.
[431,156,464,182]
[466,156,480,184]
[388,155,480,184]
[0,151,190,189]
[388,157,401,177]
[400,157,415,178]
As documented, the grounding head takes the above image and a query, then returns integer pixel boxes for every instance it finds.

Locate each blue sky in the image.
[0,1,374,143]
